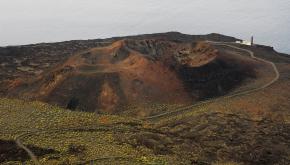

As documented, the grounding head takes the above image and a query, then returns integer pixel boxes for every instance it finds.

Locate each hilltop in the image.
[0,33,268,115]
[4,39,261,114]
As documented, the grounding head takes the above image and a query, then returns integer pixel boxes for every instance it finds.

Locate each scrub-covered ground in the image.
[1,32,290,165]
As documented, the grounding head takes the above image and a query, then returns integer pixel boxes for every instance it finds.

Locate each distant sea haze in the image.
[0,0,289,54]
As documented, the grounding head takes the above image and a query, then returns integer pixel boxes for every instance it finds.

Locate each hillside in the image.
[0,32,290,165]
[2,38,264,114]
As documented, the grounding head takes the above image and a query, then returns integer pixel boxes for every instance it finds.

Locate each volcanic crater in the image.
[6,39,258,114]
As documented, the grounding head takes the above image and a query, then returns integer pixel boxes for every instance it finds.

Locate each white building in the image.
[235,36,254,46]
[236,40,252,46]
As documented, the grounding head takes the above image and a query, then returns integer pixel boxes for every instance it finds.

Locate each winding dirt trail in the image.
[16,132,41,165]
[14,42,280,164]
[143,42,280,120]
[14,124,137,165]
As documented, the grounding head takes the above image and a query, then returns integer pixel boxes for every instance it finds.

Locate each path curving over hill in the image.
[16,132,41,165]
[143,41,280,121]
[14,123,141,164]
[14,42,281,165]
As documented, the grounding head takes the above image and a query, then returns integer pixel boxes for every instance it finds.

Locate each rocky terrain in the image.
[0,32,290,165]
[0,32,237,91]
[1,33,262,114]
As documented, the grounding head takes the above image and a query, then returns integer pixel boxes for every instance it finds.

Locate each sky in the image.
[0,0,289,53]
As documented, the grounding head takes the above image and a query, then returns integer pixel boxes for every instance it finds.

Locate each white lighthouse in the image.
[251,36,254,46]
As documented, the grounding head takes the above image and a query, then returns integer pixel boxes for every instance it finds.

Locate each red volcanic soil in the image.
[7,40,259,114]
